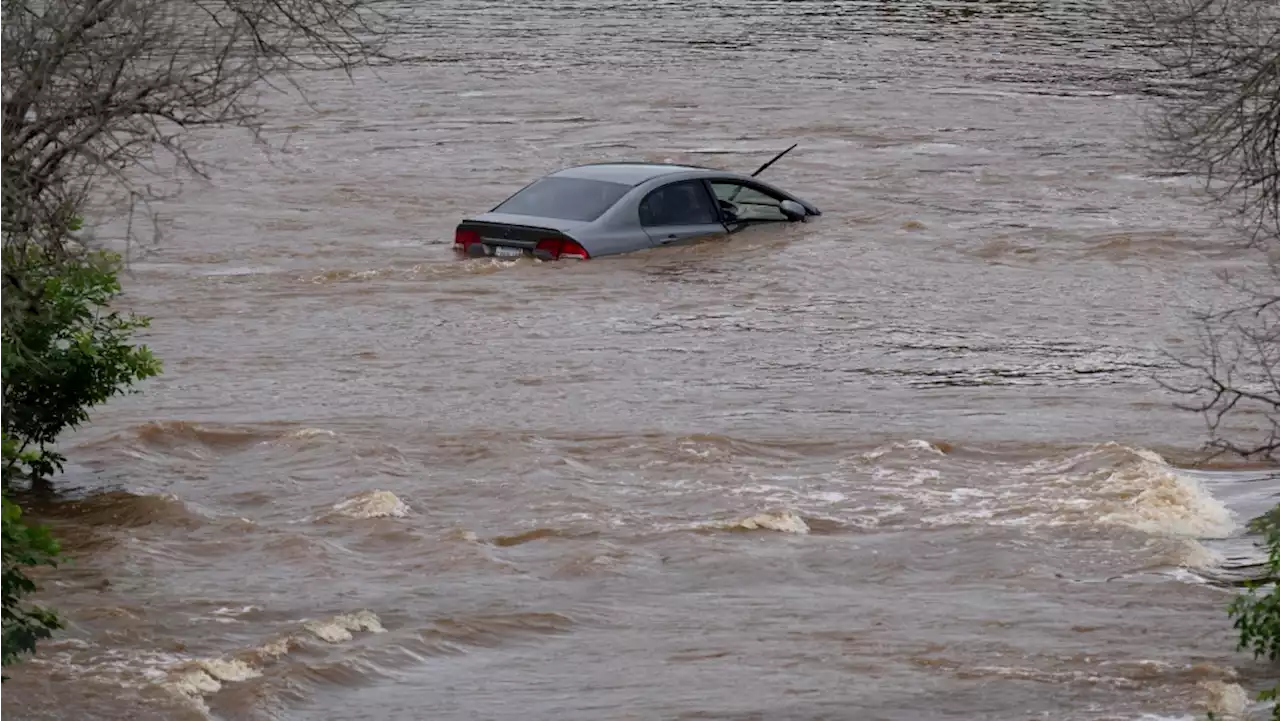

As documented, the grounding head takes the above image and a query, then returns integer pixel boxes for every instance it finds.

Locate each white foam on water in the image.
[307,268,384,283]
[986,444,1239,542]
[962,664,1141,688]
[302,610,387,643]
[919,508,997,528]
[727,482,847,508]
[33,646,188,690]
[165,672,216,714]
[721,510,810,534]
[289,427,338,439]
[328,490,411,519]
[854,444,1247,571]
[155,609,386,710]
[162,657,261,707]
[212,605,260,617]
[860,439,947,462]
[1198,680,1252,718]
[867,465,941,489]
[1174,539,1224,570]
[1098,457,1237,539]
[201,265,281,277]
[198,657,262,682]
[163,663,236,714]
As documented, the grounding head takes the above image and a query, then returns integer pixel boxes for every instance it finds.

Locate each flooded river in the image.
[5,1,1280,719]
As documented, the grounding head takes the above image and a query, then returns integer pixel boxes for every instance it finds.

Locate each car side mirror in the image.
[779,200,807,222]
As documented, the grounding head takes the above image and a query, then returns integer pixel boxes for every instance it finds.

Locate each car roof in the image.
[549,162,715,186]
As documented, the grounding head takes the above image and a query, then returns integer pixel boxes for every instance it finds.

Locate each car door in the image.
[707,180,793,226]
[639,179,725,247]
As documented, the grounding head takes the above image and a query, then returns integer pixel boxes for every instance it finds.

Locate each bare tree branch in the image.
[1130,0,1280,462]
[0,0,402,381]
[1159,273,1280,461]
[1128,0,1280,249]
[1,0,397,274]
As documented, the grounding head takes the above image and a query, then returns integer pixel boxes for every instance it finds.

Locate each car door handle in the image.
[661,234,678,244]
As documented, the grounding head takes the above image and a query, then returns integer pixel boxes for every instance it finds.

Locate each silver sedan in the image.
[453,162,822,261]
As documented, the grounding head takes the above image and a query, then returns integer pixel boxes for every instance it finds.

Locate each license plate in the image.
[492,246,525,258]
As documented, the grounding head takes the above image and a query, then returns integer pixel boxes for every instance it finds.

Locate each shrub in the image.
[0,247,160,671]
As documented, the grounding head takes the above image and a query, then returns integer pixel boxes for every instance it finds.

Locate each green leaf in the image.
[1,244,165,672]
[1,491,62,669]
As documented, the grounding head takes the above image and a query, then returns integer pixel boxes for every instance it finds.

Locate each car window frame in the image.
[706,178,793,224]
[489,176,633,223]
[637,179,723,228]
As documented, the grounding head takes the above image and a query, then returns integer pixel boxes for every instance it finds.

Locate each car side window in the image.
[639,181,719,227]
[709,182,789,222]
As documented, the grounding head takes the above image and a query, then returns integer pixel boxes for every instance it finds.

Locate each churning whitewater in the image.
[4,2,1279,721]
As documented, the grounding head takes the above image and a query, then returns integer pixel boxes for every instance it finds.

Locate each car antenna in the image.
[724,143,800,208]
[749,143,798,177]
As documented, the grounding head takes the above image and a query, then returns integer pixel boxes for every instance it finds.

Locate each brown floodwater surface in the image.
[5,1,1280,720]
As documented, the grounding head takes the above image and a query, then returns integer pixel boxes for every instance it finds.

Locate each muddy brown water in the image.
[5,2,1280,720]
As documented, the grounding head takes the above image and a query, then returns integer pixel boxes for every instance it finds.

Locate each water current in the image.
[4,1,1280,720]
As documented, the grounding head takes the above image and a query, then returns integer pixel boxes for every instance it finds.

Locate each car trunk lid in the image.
[454,213,590,260]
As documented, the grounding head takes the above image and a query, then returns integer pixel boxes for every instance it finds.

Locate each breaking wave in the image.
[324,490,412,520]
[1098,471,1235,539]
[80,421,346,462]
[129,420,341,450]
[718,509,811,534]
[901,443,1239,542]
[1196,680,1252,719]
[1053,444,1237,539]
[67,607,549,713]
[161,610,386,712]
[22,610,387,717]
[36,489,214,531]
[859,438,951,462]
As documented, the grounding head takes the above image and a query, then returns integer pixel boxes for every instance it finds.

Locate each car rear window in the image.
[492,177,631,222]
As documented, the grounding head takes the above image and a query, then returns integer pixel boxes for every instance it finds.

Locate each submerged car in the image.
[453,160,821,261]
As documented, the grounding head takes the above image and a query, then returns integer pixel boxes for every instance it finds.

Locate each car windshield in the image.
[492,176,631,222]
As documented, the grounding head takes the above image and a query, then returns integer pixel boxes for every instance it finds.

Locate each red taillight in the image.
[454,227,481,251]
[535,237,590,260]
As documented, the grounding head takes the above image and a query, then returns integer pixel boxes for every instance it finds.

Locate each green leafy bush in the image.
[1228,506,1280,718]
[2,247,162,489]
[0,246,161,671]
[0,489,61,671]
